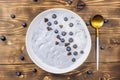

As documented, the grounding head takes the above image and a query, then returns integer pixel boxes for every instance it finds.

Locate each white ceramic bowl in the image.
[26,8,91,74]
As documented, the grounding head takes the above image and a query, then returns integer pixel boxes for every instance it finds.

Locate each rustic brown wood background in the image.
[0,0,120,80]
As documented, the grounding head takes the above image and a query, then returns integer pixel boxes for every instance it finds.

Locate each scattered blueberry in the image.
[69,38,74,43]
[67,0,72,5]
[32,68,37,73]
[33,0,38,2]
[47,22,52,26]
[54,20,58,25]
[22,22,27,27]
[69,23,74,27]
[72,58,76,62]
[61,31,67,36]
[66,47,71,51]
[61,38,65,43]
[69,31,73,35]
[54,29,59,33]
[16,71,22,76]
[10,14,15,19]
[64,17,68,21]
[87,70,93,75]
[73,51,78,56]
[86,22,91,26]
[0,36,6,41]
[52,14,57,19]
[73,44,77,49]
[104,19,109,23]
[20,56,25,61]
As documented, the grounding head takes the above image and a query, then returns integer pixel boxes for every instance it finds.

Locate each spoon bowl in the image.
[91,15,104,29]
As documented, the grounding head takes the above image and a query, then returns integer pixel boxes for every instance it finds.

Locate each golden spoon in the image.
[90,15,104,70]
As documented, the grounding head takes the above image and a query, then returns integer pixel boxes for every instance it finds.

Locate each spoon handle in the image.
[96,36,99,70]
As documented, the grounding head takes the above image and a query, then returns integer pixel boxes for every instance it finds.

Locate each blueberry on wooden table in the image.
[73,44,77,49]
[20,56,25,61]
[32,68,37,73]
[52,14,57,19]
[86,22,91,26]
[22,22,27,27]
[66,46,71,51]
[64,17,68,21]
[16,71,22,76]
[67,0,72,5]
[104,19,109,23]
[10,14,16,19]
[0,36,6,41]
[33,0,38,2]
[87,70,93,75]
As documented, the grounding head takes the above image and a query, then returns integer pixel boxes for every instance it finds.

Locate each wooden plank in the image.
[0,33,120,64]
[0,63,120,80]
[0,6,120,35]
[0,0,120,7]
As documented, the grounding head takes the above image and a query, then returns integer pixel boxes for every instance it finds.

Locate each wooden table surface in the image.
[0,0,120,80]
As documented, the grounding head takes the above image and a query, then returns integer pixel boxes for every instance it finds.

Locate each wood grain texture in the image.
[0,0,120,80]
[0,63,120,80]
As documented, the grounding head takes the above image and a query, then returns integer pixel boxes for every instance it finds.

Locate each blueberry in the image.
[0,36,6,41]
[61,31,67,36]
[104,19,109,23]
[67,0,72,5]
[16,72,22,76]
[54,20,58,25]
[47,22,52,26]
[72,58,76,62]
[80,50,84,54]
[52,14,57,19]
[87,70,93,75]
[73,51,78,56]
[61,38,65,43]
[86,22,90,26]
[10,14,15,19]
[64,17,68,21]
[54,29,59,33]
[32,68,37,73]
[20,56,25,61]
[22,22,27,27]
[66,47,71,51]
[69,38,73,43]
[69,31,73,35]
[69,23,74,27]
[73,44,77,49]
